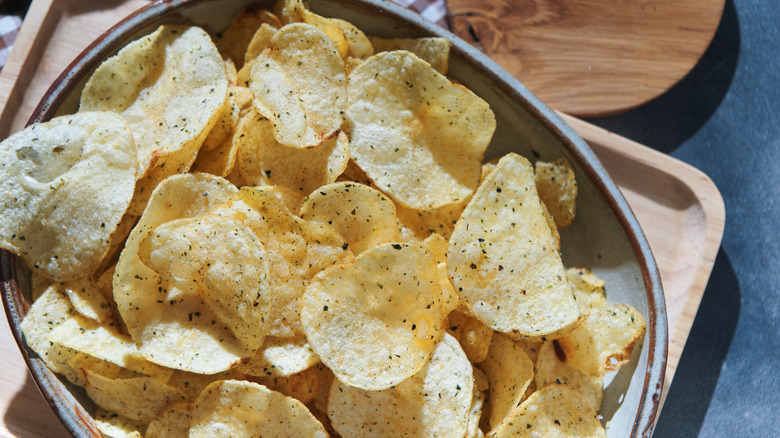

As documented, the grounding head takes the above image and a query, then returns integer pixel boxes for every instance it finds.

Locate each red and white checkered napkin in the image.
[389,0,450,29]
[0,14,22,71]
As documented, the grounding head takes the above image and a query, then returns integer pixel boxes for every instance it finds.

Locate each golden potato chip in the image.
[276,0,349,58]
[214,187,353,337]
[535,340,603,411]
[114,173,253,373]
[239,336,320,377]
[60,275,112,323]
[422,232,449,263]
[438,262,460,318]
[555,304,647,376]
[216,6,281,69]
[146,402,192,438]
[332,18,373,58]
[347,50,495,210]
[138,214,270,351]
[466,390,487,438]
[232,112,349,209]
[0,111,136,282]
[249,23,346,149]
[369,36,450,74]
[190,380,328,437]
[251,366,320,404]
[299,182,401,254]
[567,266,607,312]
[93,407,145,438]
[490,384,607,438]
[80,25,228,215]
[535,157,577,229]
[47,315,173,381]
[447,153,581,338]
[85,371,186,422]
[447,308,494,363]
[478,333,534,432]
[236,23,278,85]
[67,353,138,387]
[165,369,246,402]
[328,333,473,436]
[301,242,443,390]
[20,286,79,380]
[395,197,469,240]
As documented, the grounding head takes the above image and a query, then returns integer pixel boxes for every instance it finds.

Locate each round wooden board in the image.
[446,0,725,117]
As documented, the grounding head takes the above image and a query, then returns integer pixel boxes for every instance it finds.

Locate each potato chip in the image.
[59,276,112,323]
[165,369,246,402]
[422,232,449,263]
[276,0,349,58]
[93,407,145,438]
[438,262,460,318]
[239,336,320,377]
[535,157,577,229]
[395,197,469,240]
[466,390,487,438]
[490,384,607,438]
[249,23,347,149]
[114,173,253,373]
[447,308,494,363]
[236,23,278,85]
[301,242,443,390]
[47,315,173,381]
[447,153,582,338]
[80,25,228,215]
[190,380,328,437]
[0,111,136,282]
[250,366,320,404]
[332,18,373,58]
[567,266,607,312]
[306,362,336,414]
[232,112,349,209]
[214,187,353,337]
[146,402,192,438]
[299,181,401,254]
[347,50,495,210]
[138,214,270,351]
[67,353,139,387]
[20,286,79,380]
[216,6,281,69]
[369,36,450,74]
[478,333,534,432]
[555,304,646,376]
[84,371,186,422]
[328,333,473,436]
[534,340,603,411]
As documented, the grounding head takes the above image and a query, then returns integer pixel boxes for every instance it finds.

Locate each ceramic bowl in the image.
[1,0,667,436]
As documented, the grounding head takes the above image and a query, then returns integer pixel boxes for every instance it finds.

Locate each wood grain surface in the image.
[0,1,724,436]
[447,0,725,117]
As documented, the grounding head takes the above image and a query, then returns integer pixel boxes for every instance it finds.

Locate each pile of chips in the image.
[0,1,647,436]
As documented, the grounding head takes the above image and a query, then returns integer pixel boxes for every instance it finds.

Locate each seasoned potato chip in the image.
[60,275,113,323]
[489,384,607,438]
[347,50,495,210]
[67,353,139,387]
[239,336,320,377]
[85,371,186,422]
[328,333,473,437]
[138,214,270,351]
[233,112,349,209]
[80,25,228,215]
[214,187,353,337]
[0,111,136,282]
[422,232,449,263]
[332,18,373,58]
[369,36,450,74]
[466,390,487,438]
[251,366,320,404]
[93,407,145,438]
[567,266,607,312]
[448,153,581,338]
[555,304,647,376]
[114,173,253,373]
[438,262,460,318]
[299,182,401,254]
[535,340,603,411]
[20,286,79,380]
[165,369,246,402]
[535,157,577,229]
[276,0,349,58]
[146,402,192,438]
[395,197,469,240]
[479,333,534,432]
[216,6,281,69]
[236,23,278,85]
[447,309,494,363]
[250,23,347,149]
[190,380,328,437]
[301,242,443,390]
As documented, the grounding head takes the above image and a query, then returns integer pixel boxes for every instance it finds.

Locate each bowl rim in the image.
[2,0,668,436]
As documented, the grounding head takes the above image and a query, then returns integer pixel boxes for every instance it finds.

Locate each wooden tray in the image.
[0,1,725,436]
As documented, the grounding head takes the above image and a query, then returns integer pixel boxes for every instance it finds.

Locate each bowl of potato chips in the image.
[0,0,667,436]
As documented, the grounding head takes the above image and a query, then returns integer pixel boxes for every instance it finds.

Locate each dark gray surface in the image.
[586,0,780,436]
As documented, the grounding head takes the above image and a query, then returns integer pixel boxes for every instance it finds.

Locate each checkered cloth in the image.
[0,0,449,71]
[0,14,21,71]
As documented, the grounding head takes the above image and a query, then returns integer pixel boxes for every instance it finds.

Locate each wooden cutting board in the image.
[446,0,725,117]
[0,1,725,436]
